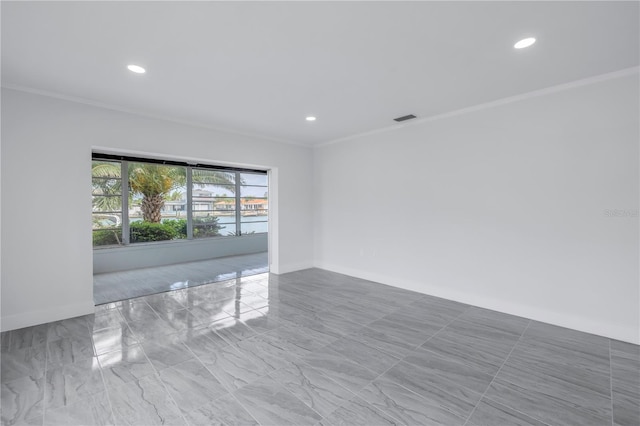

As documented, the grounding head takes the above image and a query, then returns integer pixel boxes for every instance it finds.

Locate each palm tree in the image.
[129,164,185,222]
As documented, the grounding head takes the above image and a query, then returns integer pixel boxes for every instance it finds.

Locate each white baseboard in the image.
[273,261,315,275]
[1,300,95,332]
[315,262,639,345]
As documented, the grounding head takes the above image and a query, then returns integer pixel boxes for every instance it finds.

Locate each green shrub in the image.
[163,219,188,239]
[193,216,222,238]
[130,221,177,243]
[93,229,122,246]
[160,217,221,238]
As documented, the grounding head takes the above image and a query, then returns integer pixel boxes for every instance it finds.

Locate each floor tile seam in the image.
[609,343,640,358]
[452,316,529,338]
[307,342,388,379]
[182,332,231,358]
[483,377,614,426]
[406,302,474,352]
[44,320,88,346]
[265,359,361,422]
[516,335,612,364]
[505,359,613,389]
[89,320,129,336]
[343,306,474,419]
[220,302,264,318]
[462,319,532,426]
[520,333,611,357]
[495,361,615,403]
[371,314,450,336]
[411,343,500,376]
[611,358,640,378]
[609,338,615,426]
[393,355,488,401]
[41,329,49,426]
[291,332,340,360]
[182,337,266,396]
[324,331,404,365]
[348,388,413,426]
[315,308,384,328]
[145,303,188,320]
[303,320,356,342]
[220,389,262,426]
[479,395,554,426]
[132,299,163,321]
[610,382,640,403]
[510,334,613,360]
[95,351,118,426]
[243,372,325,425]
[347,303,476,380]
[134,340,192,426]
[354,371,470,426]
[358,357,469,424]
[240,319,284,340]
[89,322,110,360]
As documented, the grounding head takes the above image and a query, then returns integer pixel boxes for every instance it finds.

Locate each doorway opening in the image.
[91,152,270,305]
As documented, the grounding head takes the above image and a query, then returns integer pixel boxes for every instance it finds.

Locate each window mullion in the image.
[121,161,130,245]
[187,167,193,239]
[235,171,241,236]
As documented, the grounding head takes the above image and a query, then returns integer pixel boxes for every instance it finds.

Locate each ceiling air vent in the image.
[393,114,417,122]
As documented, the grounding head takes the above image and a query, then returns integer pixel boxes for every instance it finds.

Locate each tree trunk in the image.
[141,195,165,223]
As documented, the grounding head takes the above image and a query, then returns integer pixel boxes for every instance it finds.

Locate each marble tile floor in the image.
[2,268,639,426]
[93,252,269,305]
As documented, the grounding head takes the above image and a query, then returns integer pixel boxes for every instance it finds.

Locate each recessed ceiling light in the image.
[514,37,536,49]
[127,64,146,74]
[306,116,317,121]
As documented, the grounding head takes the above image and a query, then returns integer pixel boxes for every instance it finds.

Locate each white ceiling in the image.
[2,1,638,146]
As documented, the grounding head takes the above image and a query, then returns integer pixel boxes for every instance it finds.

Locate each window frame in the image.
[92,154,268,248]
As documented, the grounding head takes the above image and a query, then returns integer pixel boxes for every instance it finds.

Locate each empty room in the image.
[1,2,639,426]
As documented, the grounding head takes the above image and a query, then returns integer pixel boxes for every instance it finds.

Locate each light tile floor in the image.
[2,268,639,426]
[93,252,269,305]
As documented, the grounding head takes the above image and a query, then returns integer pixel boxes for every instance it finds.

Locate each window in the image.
[240,173,268,235]
[192,169,236,238]
[92,155,268,248]
[128,162,188,243]
[92,160,123,246]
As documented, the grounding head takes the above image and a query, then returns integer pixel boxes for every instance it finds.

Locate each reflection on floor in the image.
[2,268,638,426]
[93,252,268,305]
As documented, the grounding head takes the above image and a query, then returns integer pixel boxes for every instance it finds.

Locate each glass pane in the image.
[193,197,236,212]
[240,221,268,234]
[128,162,186,227]
[93,227,122,246]
[241,209,268,221]
[193,169,235,185]
[92,178,121,196]
[92,196,122,213]
[92,161,121,178]
[240,173,267,186]
[160,218,187,240]
[240,186,268,197]
[130,220,183,243]
[193,184,235,198]
[192,214,226,239]
[126,162,186,243]
[92,213,122,230]
[240,198,268,212]
[213,197,235,211]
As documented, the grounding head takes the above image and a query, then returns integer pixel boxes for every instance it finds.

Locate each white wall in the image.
[3,73,638,343]
[1,88,314,331]
[314,73,639,344]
